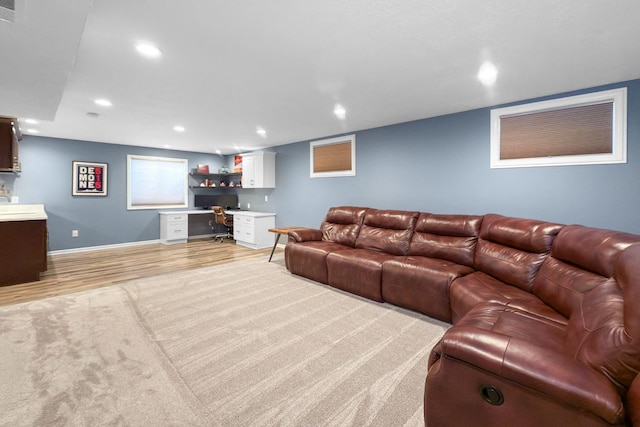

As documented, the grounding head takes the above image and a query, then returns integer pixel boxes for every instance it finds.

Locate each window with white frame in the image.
[310,134,356,178]
[490,88,627,168]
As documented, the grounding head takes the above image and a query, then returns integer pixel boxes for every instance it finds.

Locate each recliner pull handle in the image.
[480,385,504,406]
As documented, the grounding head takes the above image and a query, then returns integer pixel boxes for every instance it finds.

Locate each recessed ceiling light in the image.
[215,149,222,154]
[163,144,171,149]
[24,118,38,124]
[478,61,498,86]
[256,127,267,137]
[173,125,185,132]
[94,98,112,107]
[27,129,39,134]
[136,43,162,58]
[334,104,346,120]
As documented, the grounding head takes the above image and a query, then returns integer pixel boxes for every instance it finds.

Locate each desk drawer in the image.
[166,214,187,224]
[160,213,188,243]
[234,223,255,243]
[166,225,187,239]
[234,215,255,226]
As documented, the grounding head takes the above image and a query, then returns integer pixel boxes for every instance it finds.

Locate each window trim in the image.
[310,134,356,178]
[127,154,189,210]
[490,87,627,169]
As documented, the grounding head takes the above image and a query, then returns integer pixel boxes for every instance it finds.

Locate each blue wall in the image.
[8,79,640,252]
[271,79,640,234]
[12,139,228,250]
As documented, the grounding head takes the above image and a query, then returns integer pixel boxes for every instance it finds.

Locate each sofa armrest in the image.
[438,327,625,424]
[288,228,322,243]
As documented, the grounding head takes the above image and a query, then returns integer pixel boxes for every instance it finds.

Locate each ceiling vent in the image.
[0,0,15,23]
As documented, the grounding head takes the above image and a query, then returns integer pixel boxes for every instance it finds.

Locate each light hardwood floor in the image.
[0,239,277,307]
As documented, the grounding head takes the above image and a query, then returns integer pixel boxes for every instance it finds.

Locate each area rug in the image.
[0,255,448,426]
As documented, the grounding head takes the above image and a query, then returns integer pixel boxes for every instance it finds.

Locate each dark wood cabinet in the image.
[0,219,48,285]
[0,117,21,173]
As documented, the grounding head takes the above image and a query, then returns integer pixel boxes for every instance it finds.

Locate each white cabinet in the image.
[160,212,188,244]
[231,211,276,249]
[242,151,276,188]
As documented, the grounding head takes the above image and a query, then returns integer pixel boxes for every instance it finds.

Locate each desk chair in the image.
[210,205,234,242]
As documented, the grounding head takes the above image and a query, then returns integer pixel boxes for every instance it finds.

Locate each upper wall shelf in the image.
[190,172,242,189]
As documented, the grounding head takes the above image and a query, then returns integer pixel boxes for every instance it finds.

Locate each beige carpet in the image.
[0,255,448,426]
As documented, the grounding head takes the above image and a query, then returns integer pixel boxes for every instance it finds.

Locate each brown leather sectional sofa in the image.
[284,206,640,426]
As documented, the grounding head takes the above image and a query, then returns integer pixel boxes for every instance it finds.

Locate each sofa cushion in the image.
[474,214,563,291]
[408,213,483,267]
[382,256,474,322]
[449,271,567,324]
[533,226,640,317]
[326,249,401,302]
[533,225,640,394]
[355,209,419,256]
[320,206,368,247]
[454,302,566,353]
[285,240,352,284]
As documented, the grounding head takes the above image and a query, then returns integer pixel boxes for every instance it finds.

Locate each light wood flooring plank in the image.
[0,240,276,307]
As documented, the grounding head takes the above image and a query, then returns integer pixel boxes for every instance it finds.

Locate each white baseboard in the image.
[49,236,281,256]
[49,239,160,256]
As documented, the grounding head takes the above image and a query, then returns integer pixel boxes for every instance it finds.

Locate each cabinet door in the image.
[241,152,275,188]
[0,122,14,170]
[0,220,47,285]
[242,156,257,188]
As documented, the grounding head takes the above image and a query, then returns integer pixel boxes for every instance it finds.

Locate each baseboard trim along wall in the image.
[49,239,161,256]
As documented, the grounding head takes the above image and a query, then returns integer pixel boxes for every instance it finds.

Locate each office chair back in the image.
[211,206,233,242]
[212,206,233,226]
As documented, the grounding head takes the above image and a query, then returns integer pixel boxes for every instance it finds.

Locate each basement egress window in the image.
[310,134,356,178]
[490,88,627,168]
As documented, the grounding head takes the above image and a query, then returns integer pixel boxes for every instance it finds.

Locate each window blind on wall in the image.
[312,141,352,173]
[499,102,613,160]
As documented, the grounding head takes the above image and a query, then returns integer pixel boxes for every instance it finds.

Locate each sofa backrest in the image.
[474,214,564,291]
[355,209,419,256]
[408,213,483,267]
[532,225,640,393]
[320,206,368,247]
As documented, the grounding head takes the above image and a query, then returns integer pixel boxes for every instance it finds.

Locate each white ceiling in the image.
[1,0,640,155]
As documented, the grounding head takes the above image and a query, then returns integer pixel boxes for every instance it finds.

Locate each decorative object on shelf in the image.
[209,180,216,187]
[234,155,243,173]
[220,181,226,187]
[72,161,108,196]
[197,164,210,174]
[219,166,230,174]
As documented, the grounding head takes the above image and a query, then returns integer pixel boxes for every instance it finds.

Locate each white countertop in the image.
[159,209,275,217]
[0,204,48,222]
[226,210,276,217]
[159,209,214,215]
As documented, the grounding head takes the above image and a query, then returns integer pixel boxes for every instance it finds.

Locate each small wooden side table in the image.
[267,227,308,262]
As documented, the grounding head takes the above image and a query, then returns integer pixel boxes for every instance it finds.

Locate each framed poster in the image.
[234,155,243,172]
[72,161,108,196]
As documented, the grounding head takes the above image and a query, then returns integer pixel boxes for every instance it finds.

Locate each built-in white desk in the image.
[159,209,276,248]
